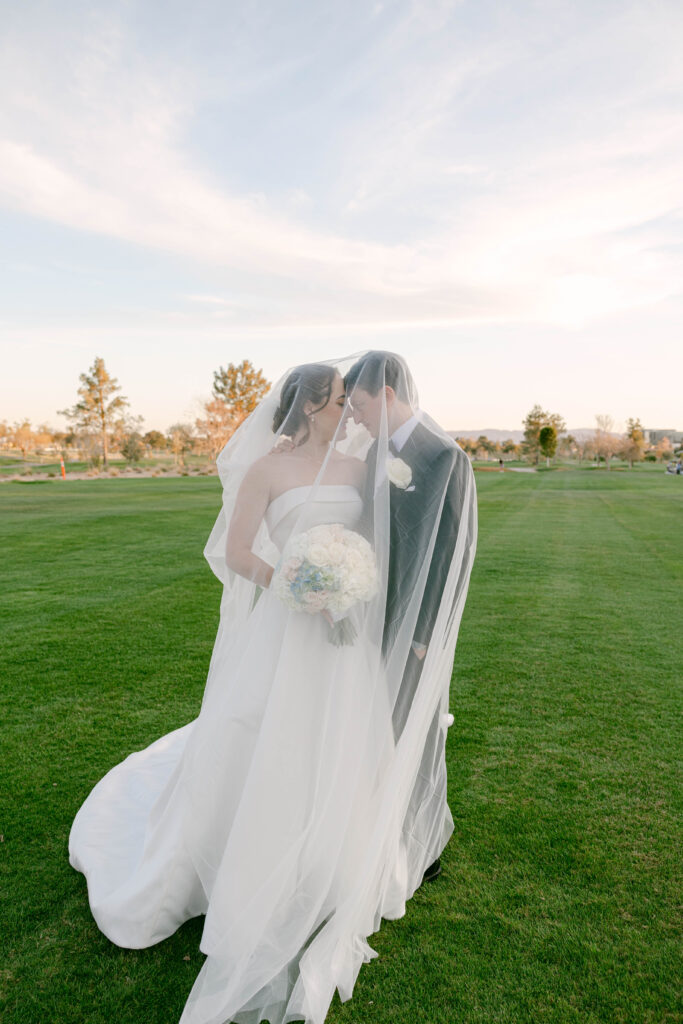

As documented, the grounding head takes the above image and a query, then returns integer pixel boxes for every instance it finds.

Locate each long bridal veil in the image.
[69,350,477,1024]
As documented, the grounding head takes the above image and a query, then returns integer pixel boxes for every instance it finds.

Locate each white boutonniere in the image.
[387,456,412,489]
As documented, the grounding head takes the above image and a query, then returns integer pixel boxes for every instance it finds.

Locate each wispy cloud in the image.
[184,294,235,306]
[1,0,682,336]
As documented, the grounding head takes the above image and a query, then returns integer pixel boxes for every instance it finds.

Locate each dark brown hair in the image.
[272,363,336,444]
[344,351,412,402]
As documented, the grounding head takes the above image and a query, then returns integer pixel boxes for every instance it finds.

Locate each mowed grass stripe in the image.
[441,470,681,1023]
[1,472,681,1024]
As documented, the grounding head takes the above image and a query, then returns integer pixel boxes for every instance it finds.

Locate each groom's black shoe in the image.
[422,857,442,883]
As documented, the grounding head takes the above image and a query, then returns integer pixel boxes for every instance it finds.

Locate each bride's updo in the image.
[272,363,336,444]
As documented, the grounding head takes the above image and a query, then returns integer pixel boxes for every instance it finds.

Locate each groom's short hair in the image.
[344,351,412,403]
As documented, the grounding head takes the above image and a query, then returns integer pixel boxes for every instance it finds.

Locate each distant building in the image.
[645,428,683,444]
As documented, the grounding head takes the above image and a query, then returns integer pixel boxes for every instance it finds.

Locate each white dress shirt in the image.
[390,412,420,452]
[387,412,428,657]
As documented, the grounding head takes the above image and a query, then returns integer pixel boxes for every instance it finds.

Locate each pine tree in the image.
[212,360,270,419]
[59,357,129,468]
[197,359,271,456]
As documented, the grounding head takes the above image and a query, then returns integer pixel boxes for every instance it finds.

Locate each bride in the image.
[69,352,477,1024]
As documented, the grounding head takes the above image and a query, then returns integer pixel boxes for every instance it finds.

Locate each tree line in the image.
[0,357,270,469]
[456,406,677,468]
[1,364,679,470]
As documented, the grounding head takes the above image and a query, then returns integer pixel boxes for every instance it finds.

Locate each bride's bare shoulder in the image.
[250,450,308,487]
[330,450,367,484]
[241,453,284,486]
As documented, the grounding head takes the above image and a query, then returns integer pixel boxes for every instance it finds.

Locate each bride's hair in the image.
[272,363,336,443]
[344,351,412,402]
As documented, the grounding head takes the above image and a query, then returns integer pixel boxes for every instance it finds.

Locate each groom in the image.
[344,351,462,885]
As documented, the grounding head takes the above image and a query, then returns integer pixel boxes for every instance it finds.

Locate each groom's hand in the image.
[411,641,427,660]
[272,436,295,454]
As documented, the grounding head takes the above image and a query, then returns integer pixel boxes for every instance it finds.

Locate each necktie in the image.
[388,438,399,457]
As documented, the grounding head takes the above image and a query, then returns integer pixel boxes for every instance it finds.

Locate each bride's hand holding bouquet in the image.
[271,522,378,645]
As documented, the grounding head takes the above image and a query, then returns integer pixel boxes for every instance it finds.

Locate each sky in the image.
[1,0,681,434]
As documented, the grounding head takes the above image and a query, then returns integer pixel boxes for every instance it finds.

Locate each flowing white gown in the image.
[69,484,419,1024]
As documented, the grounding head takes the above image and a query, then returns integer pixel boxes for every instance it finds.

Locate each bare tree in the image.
[594,414,616,470]
[558,434,577,459]
[655,437,674,463]
[582,436,597,465]
[10,420,35,460]
[111,413,144,452]
[76,430,105,468]
[167,423,195,468]
[195,397,243,457]
[5,421,56,463]
[33,424,55,454]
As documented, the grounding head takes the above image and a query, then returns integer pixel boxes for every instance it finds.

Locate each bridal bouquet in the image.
[272,523,378,645]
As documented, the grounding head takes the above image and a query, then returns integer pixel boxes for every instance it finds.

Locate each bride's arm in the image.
[225,461,274,587]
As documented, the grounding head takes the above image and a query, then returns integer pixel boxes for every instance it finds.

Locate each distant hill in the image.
[567,428,607,441]
[447,428,603,442]
[448,429,523,442]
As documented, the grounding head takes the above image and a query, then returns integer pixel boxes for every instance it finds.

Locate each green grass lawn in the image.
[1,473,681,1023]
[0,453,215,477]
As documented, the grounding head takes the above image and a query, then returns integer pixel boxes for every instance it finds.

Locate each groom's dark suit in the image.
[366,420,461,742]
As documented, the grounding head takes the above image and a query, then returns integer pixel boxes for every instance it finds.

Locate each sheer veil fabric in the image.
[69,350,477,1024]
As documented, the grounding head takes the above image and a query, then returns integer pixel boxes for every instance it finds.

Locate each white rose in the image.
[387,457,412,489]
[327,542,346,565]
[307,544,330,566]
[345,550,363,572]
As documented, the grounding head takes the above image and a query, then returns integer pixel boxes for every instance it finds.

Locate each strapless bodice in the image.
[264,484,363,552]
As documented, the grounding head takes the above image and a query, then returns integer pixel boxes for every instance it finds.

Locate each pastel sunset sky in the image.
[1,0,681,432]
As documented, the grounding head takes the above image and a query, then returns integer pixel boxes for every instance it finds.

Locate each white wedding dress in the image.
[69,484,415,1024]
